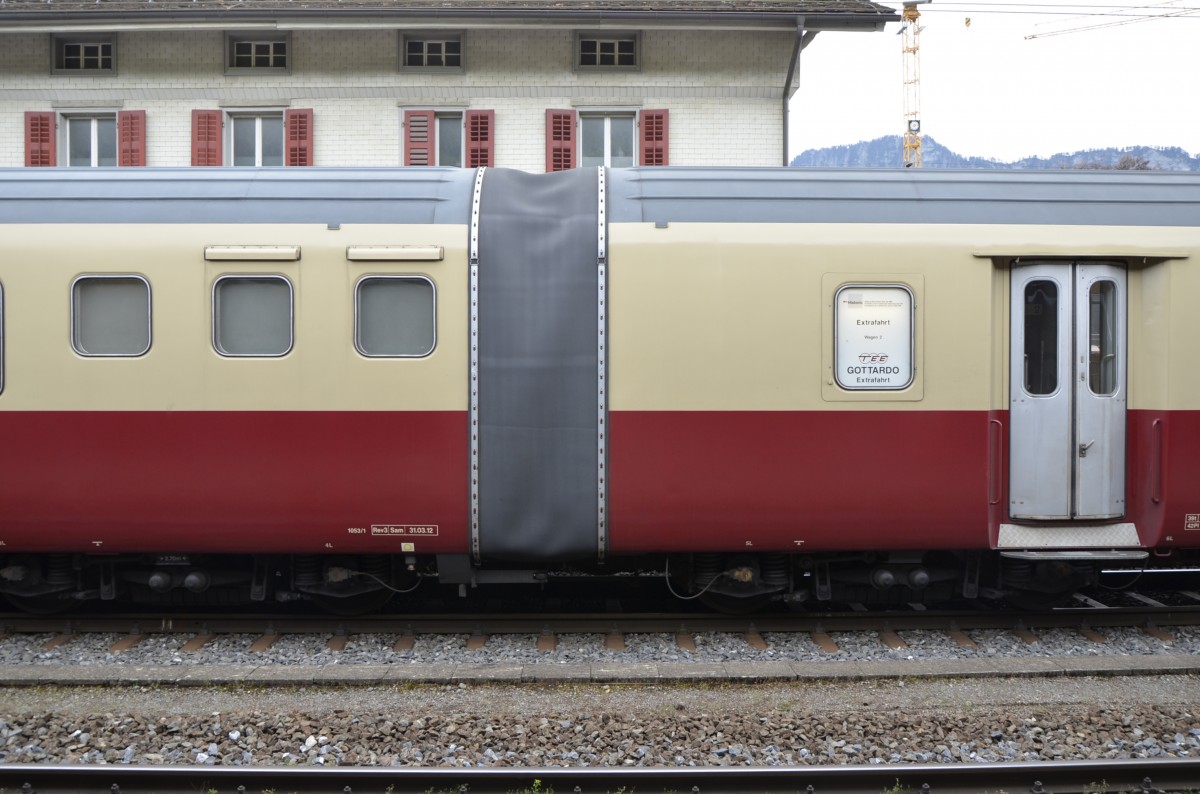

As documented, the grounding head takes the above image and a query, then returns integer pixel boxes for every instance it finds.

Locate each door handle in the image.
[1078,440,1095,457]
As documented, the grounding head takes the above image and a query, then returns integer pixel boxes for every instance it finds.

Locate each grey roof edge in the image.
[606,165,1200,227]
[0,166,479,225]
[0,1,899,32]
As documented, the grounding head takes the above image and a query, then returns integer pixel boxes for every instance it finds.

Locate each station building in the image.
[0,0,895,171]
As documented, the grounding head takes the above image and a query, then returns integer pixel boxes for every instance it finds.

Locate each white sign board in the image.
[835,284,914,390]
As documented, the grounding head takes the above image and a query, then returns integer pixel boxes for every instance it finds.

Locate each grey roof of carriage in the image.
[3,166,1200,228]
[0,0,898,31]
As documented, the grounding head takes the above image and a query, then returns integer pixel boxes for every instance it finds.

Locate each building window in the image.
[226,33,290,73]
[576,34,638,69]
[53,34,115,74]
[66,116,117,167]
[213,276,293,357]
[834,284,915,391]
[404,109,493,167]
[355,276,436,357]
[230,114,284,167]
[71,275,152,357]
[402,34,464,71]
[581,114,635,168]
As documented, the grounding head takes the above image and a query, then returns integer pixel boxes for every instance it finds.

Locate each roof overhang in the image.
[0,1,898,34]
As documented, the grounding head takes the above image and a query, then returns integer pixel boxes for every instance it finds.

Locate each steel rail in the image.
[3,758,1200,794]
[1,604,1198,638]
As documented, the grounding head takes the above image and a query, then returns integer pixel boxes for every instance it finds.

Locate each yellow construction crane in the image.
[900,0,930,168]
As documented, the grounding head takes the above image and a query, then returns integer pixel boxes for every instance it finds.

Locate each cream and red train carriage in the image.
[0,166,1197,612]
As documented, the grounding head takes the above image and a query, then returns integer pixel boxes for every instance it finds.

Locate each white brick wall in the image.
[0,27,791,169]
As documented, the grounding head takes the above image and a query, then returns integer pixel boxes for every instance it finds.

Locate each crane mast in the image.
[901,1,928,168]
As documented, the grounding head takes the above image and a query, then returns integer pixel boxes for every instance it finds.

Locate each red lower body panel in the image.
[609,410,991,553]
[0,411,468,554]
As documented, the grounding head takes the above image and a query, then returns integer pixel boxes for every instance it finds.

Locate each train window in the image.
[834,284,915,391]
[1088,280,1118,396]
[71,276,152,357]
[355,276,436,357]
[213,276,293,357]
[1023,280,1058,396]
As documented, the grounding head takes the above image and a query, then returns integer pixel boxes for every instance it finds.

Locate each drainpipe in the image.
[783,20,819,166]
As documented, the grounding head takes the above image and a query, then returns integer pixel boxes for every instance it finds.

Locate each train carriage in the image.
[0,166,1197,612]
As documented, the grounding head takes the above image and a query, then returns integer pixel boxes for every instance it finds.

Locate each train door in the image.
[1009,262,1126,521]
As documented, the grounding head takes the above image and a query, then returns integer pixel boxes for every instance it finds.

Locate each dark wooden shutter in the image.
[545,109,576,172]
[24,112,56,167]
[639,109,669,166]
[465,110,495,168]
[404,110,435,166]
[117,110,147,167]
[191,109,222,166]
[285,108,314,167]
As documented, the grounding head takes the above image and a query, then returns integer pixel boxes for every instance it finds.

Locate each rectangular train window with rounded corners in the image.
[354,276,436,357]
[71,275,152,357]
[212,275,293,357]
[834,284,915,391]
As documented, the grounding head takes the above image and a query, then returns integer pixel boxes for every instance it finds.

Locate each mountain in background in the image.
[790,136,1200,171]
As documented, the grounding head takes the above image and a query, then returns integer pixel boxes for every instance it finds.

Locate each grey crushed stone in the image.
[0,676,1197,766]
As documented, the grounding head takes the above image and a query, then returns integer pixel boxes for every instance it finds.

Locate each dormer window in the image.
[226,33,290,73]
[401,33,464,71]
[576,34,639,69]
[53,34,115,74]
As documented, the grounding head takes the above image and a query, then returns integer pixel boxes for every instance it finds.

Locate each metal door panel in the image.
[1009,262,1126,524]
[1074,263,1126,518]
[1010,266,1072,519]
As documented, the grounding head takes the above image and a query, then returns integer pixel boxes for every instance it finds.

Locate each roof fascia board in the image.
[0,12,896,34]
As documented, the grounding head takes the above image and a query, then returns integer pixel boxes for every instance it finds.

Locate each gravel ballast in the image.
[1,677,1198,767]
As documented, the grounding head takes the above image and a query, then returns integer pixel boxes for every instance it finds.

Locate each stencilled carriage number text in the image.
[345,524,441,537]
[1186,514,1200,531]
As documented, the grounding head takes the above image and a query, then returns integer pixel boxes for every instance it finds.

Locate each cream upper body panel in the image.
[608,221,1200,413]
[0,223,468,411]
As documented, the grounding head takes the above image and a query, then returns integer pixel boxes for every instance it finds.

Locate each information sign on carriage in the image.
[835,284,914,390]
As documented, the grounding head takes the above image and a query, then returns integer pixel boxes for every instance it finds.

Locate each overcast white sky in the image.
[789,1,1200,161]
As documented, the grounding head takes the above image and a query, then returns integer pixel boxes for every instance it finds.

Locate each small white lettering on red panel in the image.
[371,524,439,537]
[1186,514,1200,531]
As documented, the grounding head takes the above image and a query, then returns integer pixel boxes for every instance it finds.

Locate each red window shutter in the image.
[191,109,222,166]
[545,109,576,172]
[117,110,146,167]
[404,110,435,166]
[24,112,56,167]
[639,109,669,166]
[285,108,314,167]
[465,110,495,168]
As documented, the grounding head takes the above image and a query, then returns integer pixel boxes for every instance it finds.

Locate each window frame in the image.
[224,32,291,75]
[574,32,640,71]
[227,111,285,167]
[354,275,438,359]
[833,283,916,392]
[70,274,153,358]
[579,111,636,168]
[62,113,118,168]
[51,33,116,75]
[211,274,295,358]
[400,32,465,73]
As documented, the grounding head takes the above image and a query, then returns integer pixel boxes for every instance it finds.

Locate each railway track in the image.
[1,599,1198,660]
[4,758,1200,793]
